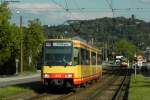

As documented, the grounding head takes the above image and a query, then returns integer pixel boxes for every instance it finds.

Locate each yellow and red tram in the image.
[41,39,102,88]
[120,58,129,69]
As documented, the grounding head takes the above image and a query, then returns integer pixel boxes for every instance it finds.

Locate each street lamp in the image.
[17,10,23,74]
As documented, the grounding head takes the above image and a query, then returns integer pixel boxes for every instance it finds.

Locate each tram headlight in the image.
[44,74,50,78]
[65,74,73,78]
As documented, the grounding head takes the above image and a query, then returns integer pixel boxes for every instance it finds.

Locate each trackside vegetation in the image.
[128,74,150,100]
[0,2,44,75]
[0,86,32,99]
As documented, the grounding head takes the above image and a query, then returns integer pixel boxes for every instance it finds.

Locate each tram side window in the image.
[81,49,90,65]
[91,52,96,65]
[73,48,80,65]
[97,54,102,64]
[86,50,90,65]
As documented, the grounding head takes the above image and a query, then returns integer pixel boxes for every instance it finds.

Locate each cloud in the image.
[13,3,63,14]
[47,12,113,20]
[12,3,112,19]
[45,11,113,25]
[63,12,113,20]
[11,3,113,25]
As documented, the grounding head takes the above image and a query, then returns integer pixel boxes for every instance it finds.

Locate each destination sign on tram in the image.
[46,42,71,47]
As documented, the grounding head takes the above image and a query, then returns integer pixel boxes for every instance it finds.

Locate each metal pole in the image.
[105,42,108,62]
[15,59,19,75]
[134,64,136,79]
[20,15,23,73]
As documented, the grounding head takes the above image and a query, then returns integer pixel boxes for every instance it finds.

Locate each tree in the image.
[0,2,45,74]
[0,2,11,65]
[115,39,137,60]
[0,3,20,74]
[24,19,44,71]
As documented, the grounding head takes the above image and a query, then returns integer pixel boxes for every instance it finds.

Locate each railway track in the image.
[87,74,121,100]
[62,73,117,100]
[61,73,120,100]
[5,73,109,100]
[5,70,130,100]
[63,69,131,100]
[26,92,74,100]
[112,69,130,100]
[89,69,131,100]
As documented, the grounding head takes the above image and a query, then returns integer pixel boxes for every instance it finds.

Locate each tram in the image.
[41,39,102,88]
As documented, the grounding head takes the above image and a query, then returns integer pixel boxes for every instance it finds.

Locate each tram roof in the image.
[45,39,101,54]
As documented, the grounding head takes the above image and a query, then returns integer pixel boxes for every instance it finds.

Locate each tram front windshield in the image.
[44,42,72,66]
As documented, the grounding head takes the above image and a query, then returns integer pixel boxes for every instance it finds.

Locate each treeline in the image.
[1,2,150,75]
[0,3,44,75]
[43,15,150,60]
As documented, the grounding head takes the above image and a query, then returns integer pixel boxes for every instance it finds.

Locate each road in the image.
[0,73,40,87]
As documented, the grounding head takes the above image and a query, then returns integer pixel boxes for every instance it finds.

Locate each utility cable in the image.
[104,0,114,17]
[73,0,87,18]
[65,0,69,11]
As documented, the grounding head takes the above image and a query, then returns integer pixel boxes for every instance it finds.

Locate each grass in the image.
[0,86,32,99]
[128,74,150,100]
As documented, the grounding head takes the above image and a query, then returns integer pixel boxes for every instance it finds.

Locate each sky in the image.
[7,0,150,26]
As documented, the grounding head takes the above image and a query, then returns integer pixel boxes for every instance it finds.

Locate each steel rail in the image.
[112,69,130,100]
[87,73,120,100]
[25,73,110,100]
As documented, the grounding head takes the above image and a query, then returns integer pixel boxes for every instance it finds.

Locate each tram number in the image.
[52,74,62,78]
